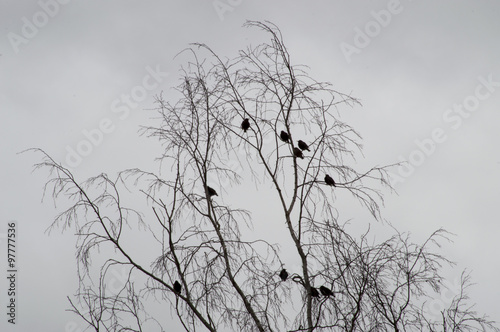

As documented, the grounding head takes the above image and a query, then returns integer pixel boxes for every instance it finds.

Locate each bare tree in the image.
[31,21,497,332]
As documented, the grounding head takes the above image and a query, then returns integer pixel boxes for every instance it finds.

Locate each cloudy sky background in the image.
[1,0,500,331]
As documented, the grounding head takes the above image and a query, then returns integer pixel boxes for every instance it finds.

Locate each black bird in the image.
[206,186,218,197]
[320,285,334,297]
[173,281,182,294]
[241,118,250,132]
[298,140,310,151]
[280,130,290,143]
[324,174,336,187]
[293,147,304,159]
[279,269,289,281]
[310,287,320,298]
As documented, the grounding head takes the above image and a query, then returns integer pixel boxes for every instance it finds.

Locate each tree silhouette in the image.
[31,21,497,332]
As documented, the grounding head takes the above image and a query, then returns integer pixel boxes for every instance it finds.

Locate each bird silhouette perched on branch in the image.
[279,269,289,281]
[206,186,218,197]
[310,287,320,298]
[298,140,310,151]
[173,281,182,295]
[320,285,334,297]
[324,174,336,187]
[280,130,290,143]
[241,118,250,132]
[293,147,304,159]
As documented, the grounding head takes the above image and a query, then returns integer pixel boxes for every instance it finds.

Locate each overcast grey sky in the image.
[1,1,500,331]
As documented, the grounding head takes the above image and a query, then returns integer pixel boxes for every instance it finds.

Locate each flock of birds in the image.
[171,118,338,298]
[279,268,334,298]
[172,268,334,299]
[242,117,337,187]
